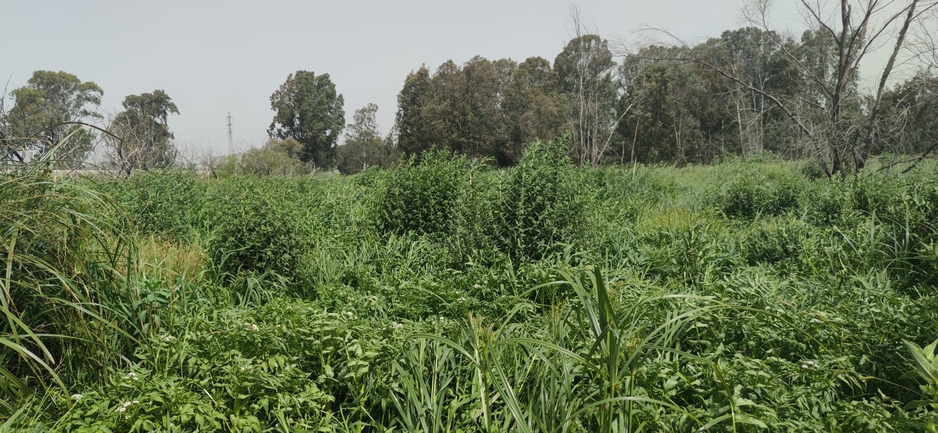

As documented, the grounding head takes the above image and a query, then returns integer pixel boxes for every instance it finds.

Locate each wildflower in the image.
[161,334,176,341]
[114,400,135,412]
[123,372,139,381]
[801,360,818,369]
[457,297,466,303]
[246,323,259,332]
[810,318,822,324]
[346,311,354,318]
[71,394,83,401]
[473,284,482,289]
[391,321,404,330]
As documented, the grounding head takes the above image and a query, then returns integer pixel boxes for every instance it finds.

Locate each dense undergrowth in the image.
[3,144,938,431]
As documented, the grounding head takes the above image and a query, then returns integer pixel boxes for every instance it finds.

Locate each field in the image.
[3,145,938,431]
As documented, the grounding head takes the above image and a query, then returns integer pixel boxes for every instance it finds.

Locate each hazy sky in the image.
[1,1,870,156]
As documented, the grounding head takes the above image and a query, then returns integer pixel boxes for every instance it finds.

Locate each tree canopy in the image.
[105,90,179,176]
[4,70,103,168]
[268,71,345,170]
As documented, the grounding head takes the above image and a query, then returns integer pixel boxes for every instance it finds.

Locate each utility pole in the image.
[226,112,234,155]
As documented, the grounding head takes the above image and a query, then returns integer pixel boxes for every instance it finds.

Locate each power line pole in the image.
[226,112,234,155]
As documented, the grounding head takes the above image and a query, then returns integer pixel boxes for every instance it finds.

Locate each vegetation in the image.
[2,2,938,431]
[3,141,938,430]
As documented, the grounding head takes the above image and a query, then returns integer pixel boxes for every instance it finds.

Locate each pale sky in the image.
[3,1,907,157]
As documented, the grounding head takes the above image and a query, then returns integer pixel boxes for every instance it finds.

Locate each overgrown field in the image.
[4,145,938,431]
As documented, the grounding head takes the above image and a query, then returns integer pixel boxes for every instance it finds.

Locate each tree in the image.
[498,57,567,166]
[396,66,434,156]
[5,70,103,168]
[268,71,345,170]
[696,0,938,176]
[104,90,179,176]
[337,103,398,174]
[554,9,618,167]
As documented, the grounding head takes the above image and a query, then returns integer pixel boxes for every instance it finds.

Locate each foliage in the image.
[104,90,180,176]
[6,159,938,431]
[336,103,398,174]
[494,136,584,263]
[219,141,310,177]
[105,169,204,240]
[4,70,103,168]
[205,177,307,283]
[712,164,803,219]
[375,151,467,238]
[268,70,345,170]
[395,57,566,166]
[0,170,134,414]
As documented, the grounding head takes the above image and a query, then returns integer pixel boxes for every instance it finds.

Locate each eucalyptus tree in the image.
[701,0,938,176]
[337,103,397,174]
[554,33,617,167]
[105,90,179,176]
[268,70,345,170]
[5,70,103,168]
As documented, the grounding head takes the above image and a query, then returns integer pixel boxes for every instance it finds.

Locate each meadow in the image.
[3,140,938,431]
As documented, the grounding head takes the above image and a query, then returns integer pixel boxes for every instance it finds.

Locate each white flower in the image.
[810,318,822,324]
[473,284,482,289]
[457,297,466,303]
[70,394,83,401]
[161,334,176,341]
[246,323,259,332]
[123,372,139,381]
[115,400,135,412]
[392,322,404,330]
[346,311,354,318]
[801,360,818,369]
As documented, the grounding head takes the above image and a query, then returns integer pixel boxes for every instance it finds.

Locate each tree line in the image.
[3,1,937,177]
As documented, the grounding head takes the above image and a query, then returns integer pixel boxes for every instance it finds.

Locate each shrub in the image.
[111,169,203,240]
[715,166,802,219]
[375,151,467,238]
[206,177,306,282]
[494,136,584,262]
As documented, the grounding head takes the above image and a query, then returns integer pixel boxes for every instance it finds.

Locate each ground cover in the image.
[3,147,938,431]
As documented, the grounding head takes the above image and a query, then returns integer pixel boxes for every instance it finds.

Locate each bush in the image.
[206,177,306,283]
[375,151,467,238]
[108,169,203,240]
[715,166,802,219]
[494,136,584,262]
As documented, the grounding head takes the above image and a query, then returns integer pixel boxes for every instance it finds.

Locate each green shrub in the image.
[494,136,584,263]
[375,151,467,238]
[715,166,802,219]
[206,177,306,283]
[108,169,204,240]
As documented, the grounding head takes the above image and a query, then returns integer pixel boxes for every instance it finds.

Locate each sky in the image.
[1,1,912,157]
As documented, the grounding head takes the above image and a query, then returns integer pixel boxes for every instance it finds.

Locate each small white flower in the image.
[473,284,482,289]
[123,372,139,381]
[246,323,259,332]
[457,297,466,303]
[115,400,134,412]
[70,394,83,401]
[161,334,176,341]
[392,322,404,330]
[346,311,354,318]
[810,318,822,324]
[801,360,818,369]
